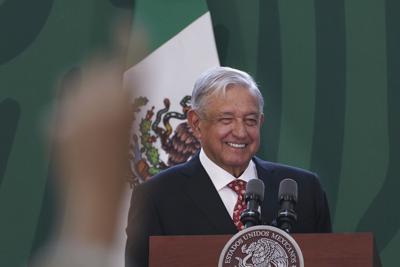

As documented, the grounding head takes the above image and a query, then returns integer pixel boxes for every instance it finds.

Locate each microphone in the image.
[276,178,298,233]
[240,179,265,228]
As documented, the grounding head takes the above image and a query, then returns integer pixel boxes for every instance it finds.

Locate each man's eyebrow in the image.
[216,112,261,117]
[245,112,261,117]
[218,112,235,117]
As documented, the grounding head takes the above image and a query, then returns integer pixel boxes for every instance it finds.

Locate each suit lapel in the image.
[179,155,278,232]
[181,155,237,233]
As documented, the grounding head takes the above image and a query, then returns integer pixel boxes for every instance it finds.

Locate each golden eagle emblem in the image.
[128,95,200,186]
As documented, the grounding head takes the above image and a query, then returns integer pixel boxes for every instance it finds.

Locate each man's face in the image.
[189,86,264,177]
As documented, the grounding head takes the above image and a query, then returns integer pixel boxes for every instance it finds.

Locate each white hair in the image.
[191,66,264,114]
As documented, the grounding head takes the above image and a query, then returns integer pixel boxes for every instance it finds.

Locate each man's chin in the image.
[223,159,251,172]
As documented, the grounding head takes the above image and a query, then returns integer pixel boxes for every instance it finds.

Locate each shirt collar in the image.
[199,148,258,191]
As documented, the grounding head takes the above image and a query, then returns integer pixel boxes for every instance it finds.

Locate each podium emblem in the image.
[218,225,304,267]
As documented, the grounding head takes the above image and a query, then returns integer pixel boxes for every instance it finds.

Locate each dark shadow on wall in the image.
[310,0,346,218]
[28,67,82,263]
[211,24,230,67]
[256,0,282,162]
[356,0,400,251]
[0,98,20,187]
[206,0,247,70]
[0,0,54,64]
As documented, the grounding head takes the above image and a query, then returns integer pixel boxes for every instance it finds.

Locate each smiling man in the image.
[125,67,331,267]
[189,80,263,178]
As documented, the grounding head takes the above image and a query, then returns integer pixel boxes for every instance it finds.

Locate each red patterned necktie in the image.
[227,179,247,231]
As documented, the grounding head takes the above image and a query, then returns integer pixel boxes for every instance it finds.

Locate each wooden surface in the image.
[149,233,381,267]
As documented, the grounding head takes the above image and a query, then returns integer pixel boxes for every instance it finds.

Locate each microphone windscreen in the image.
[278,178,298,202]
[246,179,265,202]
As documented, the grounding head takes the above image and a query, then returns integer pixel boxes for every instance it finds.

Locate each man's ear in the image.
[187,109,202,139]
[260,113,265,126]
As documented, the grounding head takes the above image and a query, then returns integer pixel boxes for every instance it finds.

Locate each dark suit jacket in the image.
[125,154,331,267]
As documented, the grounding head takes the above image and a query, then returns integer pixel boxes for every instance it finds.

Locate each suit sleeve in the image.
[125,185,163,267]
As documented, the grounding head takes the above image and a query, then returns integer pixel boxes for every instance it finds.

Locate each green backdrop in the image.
[0,1,398,266]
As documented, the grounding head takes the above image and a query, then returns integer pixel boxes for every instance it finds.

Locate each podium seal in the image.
[218,225,304,267]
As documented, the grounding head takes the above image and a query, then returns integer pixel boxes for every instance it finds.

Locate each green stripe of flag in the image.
[133,0,208,53]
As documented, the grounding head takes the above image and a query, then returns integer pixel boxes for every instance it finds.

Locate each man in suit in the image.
[125,66,331,267]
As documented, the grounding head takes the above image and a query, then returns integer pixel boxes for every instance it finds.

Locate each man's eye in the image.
[219,118,233,124]
[245,118,258,126]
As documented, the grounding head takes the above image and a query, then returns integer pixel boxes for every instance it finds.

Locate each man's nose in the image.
[232,120,247,138]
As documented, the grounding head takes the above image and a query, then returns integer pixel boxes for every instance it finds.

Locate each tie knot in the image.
[227,179,247,195]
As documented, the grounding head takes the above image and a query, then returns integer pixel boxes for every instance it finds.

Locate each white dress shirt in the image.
[199,149,259,219]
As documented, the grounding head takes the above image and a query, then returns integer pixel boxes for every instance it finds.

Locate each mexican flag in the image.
[114,1,219,265]
[124,0,219,185]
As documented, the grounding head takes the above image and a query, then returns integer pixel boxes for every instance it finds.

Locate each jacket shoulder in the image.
[253,156,322,189]
[254,157,317,177]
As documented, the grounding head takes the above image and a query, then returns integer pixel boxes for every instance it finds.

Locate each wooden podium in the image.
[149,233,381,267]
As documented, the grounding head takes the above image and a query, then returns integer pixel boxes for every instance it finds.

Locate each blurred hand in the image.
[31,15,147,267]
[53,57,132,246]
